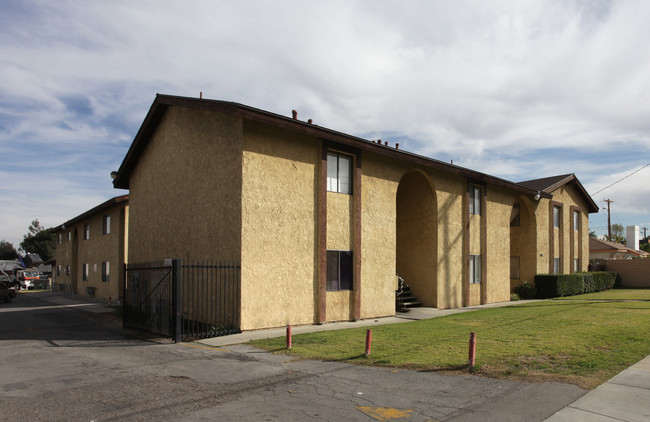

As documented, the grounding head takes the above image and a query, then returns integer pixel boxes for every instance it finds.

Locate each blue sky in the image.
[1,0,649,249]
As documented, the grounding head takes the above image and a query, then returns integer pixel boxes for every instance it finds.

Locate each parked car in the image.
[0,281,16,303]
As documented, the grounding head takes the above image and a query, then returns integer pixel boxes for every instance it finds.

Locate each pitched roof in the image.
[589,237,650,257]
[113,94,555,201]
[53,195,129,232]
[518,173,599,213]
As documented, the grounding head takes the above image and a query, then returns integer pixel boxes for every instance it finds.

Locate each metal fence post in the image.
[172,259,181,342]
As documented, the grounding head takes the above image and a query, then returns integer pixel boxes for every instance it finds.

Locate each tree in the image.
[641,236,650,253]
[0,240,19,260]
[607,223,626,245]
[589,230,597,238]
[19,219,56,262]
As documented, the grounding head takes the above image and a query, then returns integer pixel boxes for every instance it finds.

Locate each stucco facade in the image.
[53,195,128,300]
[112,94,598,331]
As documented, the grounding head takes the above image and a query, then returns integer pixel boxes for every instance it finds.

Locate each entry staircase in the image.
[395,276,422,312]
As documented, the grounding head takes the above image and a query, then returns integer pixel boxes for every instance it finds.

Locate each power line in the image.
[590,163,650,196]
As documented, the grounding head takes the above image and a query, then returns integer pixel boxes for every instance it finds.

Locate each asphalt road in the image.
[0,293,586,421]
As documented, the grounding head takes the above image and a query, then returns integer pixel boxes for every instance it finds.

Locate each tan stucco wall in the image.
[359,154,402,318]
[484,185,517,303]
[128,106,243,264]
[534,184,591,275]
[239,121,319,330]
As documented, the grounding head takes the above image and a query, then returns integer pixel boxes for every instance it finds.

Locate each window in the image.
[553,206,561,228]
[102,261,110,282]
[510,256,520,279]
[326,250,352,291]
[67,231,72,241]
[82,263,89,281]
[327,152,352,194]
[510,203,520,227]
[573,258,580,272]
[83,223,90,240]
[58,233,62,244]
[103,215,111,235]
[469,185,481,215]
[56,265,61,276]
[553,258,561,274]
[573,211,580,231]
[469,255,481,284]
[65,265,70,276]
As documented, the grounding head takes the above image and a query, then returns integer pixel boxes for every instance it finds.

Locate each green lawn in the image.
[250,289,650,389]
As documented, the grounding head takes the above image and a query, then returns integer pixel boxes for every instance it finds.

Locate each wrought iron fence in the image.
[123,259,240,342]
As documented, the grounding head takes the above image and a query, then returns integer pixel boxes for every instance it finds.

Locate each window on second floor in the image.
[468,185,481,215]
[58,233,62,244]
[103,215,111,235]
[573,210,580,231]
[83,223,90,240]
[327,152,352,194]
[67,231,72,241]
[553,206,561,228]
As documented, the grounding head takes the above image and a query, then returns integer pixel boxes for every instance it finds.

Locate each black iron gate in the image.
[123,259,240,341]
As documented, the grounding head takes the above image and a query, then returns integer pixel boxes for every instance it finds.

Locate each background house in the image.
[589,237,649,261]
[53,195,128,300]
[111,94,598,332]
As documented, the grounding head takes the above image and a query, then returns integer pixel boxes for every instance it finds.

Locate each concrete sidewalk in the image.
[544,355,650,422]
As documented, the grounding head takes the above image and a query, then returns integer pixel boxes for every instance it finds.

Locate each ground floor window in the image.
[82,263,89,281]
[469,254,481,284]
[327,250,352,291]
[102,261,110,282]
[554,258,561,274]
[573,258,579,272]
[510,256,520,279]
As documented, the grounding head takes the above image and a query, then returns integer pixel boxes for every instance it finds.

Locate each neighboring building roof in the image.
[53,195,129,232]
[112,94,555,202]
[518,173,599,213]
[589,237,650,257]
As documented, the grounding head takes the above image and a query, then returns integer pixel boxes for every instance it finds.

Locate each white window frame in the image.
[327,152,352,194]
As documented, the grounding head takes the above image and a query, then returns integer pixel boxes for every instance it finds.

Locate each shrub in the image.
[513,280,537,299]
[534,272,615,298]
[510,293,520,301]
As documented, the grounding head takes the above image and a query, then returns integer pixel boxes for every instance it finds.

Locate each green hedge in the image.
[534,272,616,298]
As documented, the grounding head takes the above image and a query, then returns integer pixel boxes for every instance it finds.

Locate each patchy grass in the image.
[250,299,650,389]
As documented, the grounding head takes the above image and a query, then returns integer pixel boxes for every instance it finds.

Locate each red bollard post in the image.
[365,329,372,356]
[468,332,476,367]
[287,324,292,350]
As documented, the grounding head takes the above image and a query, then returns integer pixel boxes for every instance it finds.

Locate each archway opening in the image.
[396,170,438,307]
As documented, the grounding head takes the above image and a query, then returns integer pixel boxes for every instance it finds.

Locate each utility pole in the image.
[603,199,614,239]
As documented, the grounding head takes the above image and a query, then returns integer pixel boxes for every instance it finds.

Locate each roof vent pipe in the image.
[200,92,203,99]
[308,119,313,124]
[396,143,399,150]
[292,110,298,120]
[384,141,388,146]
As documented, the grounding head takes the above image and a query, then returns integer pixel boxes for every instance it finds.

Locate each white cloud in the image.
[1,0,649,243]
